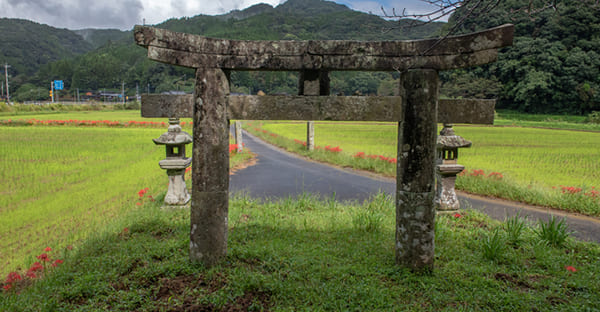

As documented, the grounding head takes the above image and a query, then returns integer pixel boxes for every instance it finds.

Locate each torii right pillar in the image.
[396,69,438,272]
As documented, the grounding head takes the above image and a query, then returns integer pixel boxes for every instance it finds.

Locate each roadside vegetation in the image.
[244,110,600,217]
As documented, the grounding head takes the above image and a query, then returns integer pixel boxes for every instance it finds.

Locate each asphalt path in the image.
[229,130,600,243]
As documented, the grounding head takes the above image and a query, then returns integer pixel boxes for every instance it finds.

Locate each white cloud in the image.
[0,0,444,30]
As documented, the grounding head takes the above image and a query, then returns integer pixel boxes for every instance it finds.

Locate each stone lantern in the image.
[153,118,192,206]
[435,123,471,213]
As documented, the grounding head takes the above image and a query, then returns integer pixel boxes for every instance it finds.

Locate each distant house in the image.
[161,91,187,95]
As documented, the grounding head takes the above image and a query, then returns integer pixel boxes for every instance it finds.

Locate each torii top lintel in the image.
[134,24,513,71]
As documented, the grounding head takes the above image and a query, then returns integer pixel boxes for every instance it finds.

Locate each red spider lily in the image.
[28,262,43,274]
[3,284,12,291]
[36,253,50,262]
[324,145,342,153]
[25,271,36,279]
[488,172,503,179]
[44,247,52,252]
[453,213,462,218]
[353,152,366,158]
[585,190,599,198]
[138,189,147,197]
[294,139,307,146]
[136,202,142,206]
[5,272,22,284]
[560,186,583,195]
[229,144,239,154]
[565,265,577,272]
[51,259,64,267]
[469,169,485,177]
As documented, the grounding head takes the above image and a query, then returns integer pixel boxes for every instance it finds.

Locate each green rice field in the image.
[0,126,166,275]
[0,112,248,276]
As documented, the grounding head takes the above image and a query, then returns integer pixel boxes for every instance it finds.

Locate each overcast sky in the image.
[0,0,442,30]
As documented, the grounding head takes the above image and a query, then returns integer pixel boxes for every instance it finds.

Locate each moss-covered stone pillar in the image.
[396,69,438,271]
[190,68,230,266]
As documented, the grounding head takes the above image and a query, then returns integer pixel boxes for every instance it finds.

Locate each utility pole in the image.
[4,63,10,103]
[51,81,54,103]
[122,81,125,105]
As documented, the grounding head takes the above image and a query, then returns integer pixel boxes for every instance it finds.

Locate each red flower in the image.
[565,266,577,272]
[37,253,50,262]
[26,271,36,279]
[51,259,64,267]
[136,202,142,206]
[29,262,43,272]
[453,213,462,218]
[44,247,52,252]
[3,284,12,291]
[353,152,366,159]
[5,272,22,283]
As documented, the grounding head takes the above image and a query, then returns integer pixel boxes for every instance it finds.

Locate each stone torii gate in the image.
[134,24,513,271]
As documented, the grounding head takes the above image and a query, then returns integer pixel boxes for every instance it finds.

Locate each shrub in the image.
[587,111,600,124]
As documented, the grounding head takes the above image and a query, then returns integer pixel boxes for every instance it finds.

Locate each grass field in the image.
[246,119,600,216]
[2,193,599,310]
[0,114,250,276]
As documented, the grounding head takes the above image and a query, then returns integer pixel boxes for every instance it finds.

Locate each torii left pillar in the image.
[190,68,230,266]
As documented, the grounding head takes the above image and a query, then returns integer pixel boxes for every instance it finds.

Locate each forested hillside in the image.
[441,0,600,114]
[0,18,93,75]
[3,0,445,102]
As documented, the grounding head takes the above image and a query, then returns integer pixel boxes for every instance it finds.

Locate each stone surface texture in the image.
[396,69,438,271]
[134,24,514,71]
[190,68,230,266]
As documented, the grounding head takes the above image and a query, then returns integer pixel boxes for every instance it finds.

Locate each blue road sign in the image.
[54,80,64,90]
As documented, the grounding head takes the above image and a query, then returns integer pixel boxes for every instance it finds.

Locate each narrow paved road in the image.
[229,130,600,243]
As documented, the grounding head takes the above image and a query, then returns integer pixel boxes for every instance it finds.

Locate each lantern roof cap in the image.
[436,124,472,149]
[153,118,192,145]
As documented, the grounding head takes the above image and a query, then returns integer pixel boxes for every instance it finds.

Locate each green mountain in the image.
[5,0,446,101]
[0,18,93,76]
[441,0,600,114]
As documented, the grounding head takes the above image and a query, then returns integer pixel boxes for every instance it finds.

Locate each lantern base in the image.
[163,168,191,206]
[435,164,465,212]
